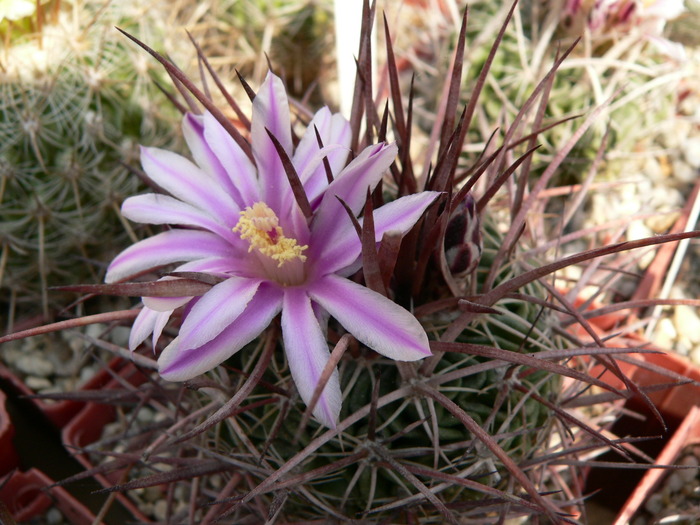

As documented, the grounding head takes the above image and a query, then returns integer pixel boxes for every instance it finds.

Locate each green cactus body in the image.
[0,1,181,320]
[202,212,562,522]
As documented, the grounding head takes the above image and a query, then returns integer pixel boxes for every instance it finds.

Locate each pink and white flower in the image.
[106,72,439,428]
[563,0,686,58]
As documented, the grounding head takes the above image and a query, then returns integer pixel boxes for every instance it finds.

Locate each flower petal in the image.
[177,277,262,351]
[201,111,260,207]
[140,146,239,224]
[313,191,441,275]
[129,307,164,351]
[311,142,397,247]
[281,287,341,428]
[183,113,242,202]
[293,107,351,202]
[174,257,254,277]
[308,274,431,361]
[122,194,234,238]
[251,72,294,213]
[158,284,283,380]
[142,294,191,312]
[105,229,237,283]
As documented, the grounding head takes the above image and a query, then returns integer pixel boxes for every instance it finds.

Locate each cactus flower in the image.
[563,0,686,58]
[105,72,438,428]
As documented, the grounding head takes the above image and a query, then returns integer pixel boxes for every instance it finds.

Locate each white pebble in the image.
[137,407,155,424]
[46,507,64,524]
[674,306,700,344]
[690,345,700,366]
[645,492,664,514]
[25,376,52,390]
[153,500,168,521]
[672,158,697,183]
[79,366,98,383]
[679,455,699,482]
[682,136,700,168]
[15,354,55,377]
[663,472,684,493]
[675,336,691,356]
[654,318,678,350]
[643,156,665,181]
[627,220,653,242]
[670,285,689,300]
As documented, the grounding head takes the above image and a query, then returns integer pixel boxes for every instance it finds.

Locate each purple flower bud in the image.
[444,193,482,277]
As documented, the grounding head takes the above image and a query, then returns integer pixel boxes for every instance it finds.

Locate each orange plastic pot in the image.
[613,405,700,524]
[0,357,151,523]
[0,469,95,524]
[0,390,20,475]
[583,351,700,520]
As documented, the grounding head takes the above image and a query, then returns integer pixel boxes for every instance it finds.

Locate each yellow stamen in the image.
[233,202,307,267]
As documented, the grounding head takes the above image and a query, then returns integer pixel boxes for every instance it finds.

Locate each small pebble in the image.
[79,365,99,383]
[645,211,679,233]
[137,407,155,424]
[673,305,700,344]
[663,472,684,493]
[46,507,64,524]
[654,318,678,350]
[675,336,691,356]
[679,454,699,482]
[25,376,52,390]
[15,354,55,377]
[626,220,655,268]
[671,158,696,183]
[682,136,700,168]
[644,492,665,515]
[144,486,162,503]
[153,500,168,521]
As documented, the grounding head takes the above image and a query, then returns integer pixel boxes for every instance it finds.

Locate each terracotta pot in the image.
[0,469,95,524]
[0,357,137,429]
[588,345,700,420]
[0,390,20,475]
[61,359,151,522]
[614,405,700,524]
[583,351,700,520]
[0,357,152,523]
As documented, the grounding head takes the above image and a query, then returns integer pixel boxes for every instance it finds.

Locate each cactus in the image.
[40,5,642,523]
[8,2,697,524]
[396,0,683,184]
[0,0,182,321]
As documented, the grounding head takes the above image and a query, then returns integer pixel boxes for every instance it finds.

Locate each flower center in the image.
[233,202,307,272]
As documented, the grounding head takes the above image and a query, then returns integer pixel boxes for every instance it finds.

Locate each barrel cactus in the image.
[13,2,695,524]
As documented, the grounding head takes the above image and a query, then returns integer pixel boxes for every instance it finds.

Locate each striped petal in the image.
[158,284,283,380]
[140,146,239,225]
[251,72,294,213]
[129,307,173,352]
[313,191,441,275]
[311,142,397,248]
[281,287,341,428]
[142,294,191,312]
[200,111,260,207]
[308,274,431,361]
[183,113,241,202]
[121,194,234,238]
[294,107,351,203]
[177,276,262,351]
[105,229,236,283]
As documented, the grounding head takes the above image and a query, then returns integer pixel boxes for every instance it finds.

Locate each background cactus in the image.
[0,0,337,325]
[0,0,185,323]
